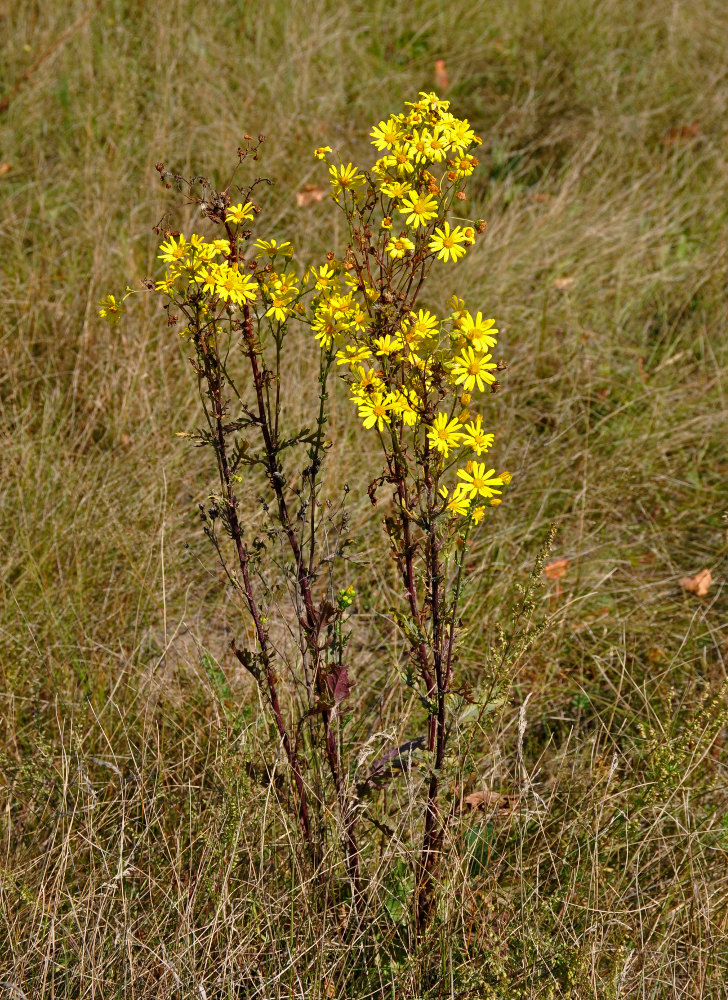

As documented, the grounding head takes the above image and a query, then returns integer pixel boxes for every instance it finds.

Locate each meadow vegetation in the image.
[1,1,727,997]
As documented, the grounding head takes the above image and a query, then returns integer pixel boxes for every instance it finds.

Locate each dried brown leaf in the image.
[434,59,450,91]
[296,185,324,207]
[553,276,576,290]
[544,558,570,580]
[679,568,712,597]
[463,789,516,814]
[0,163,11,176]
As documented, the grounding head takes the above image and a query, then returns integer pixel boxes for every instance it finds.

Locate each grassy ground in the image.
[1,0,727,996]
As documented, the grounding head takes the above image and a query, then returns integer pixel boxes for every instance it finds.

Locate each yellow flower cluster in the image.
[309,94,510,520]
[136,209,303,326]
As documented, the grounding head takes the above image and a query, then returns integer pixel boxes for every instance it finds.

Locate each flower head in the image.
[226,202,255,225]
[398,191,439,229]
[450,347,497,392]
[456,462,503,499]
[428,221,469,263]
[427,412,464,457]
[384,236,415,260]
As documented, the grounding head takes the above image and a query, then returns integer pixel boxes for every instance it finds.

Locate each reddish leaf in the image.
[324,663,353,705]
[679,568,712,597]
[544,558,570,580]
[434,59,450,91]
[296,185,324,207]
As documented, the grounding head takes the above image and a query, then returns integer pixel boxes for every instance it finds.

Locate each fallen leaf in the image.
[296,184,324,207]
[463,789,516,814]
[434,58,450,91]
[661,122,701,147]
[544,558,570,580]
[553,277,576,290]
[679,568,712,597]
[0,163,11,175]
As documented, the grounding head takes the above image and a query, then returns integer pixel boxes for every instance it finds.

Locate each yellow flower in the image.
[329,163,365,191]
[472,505,486,524]
[314,146,333,159]
[447,119,478,151]
[310,264,337,291]
[336,345,372,366]
[357,391,392,431]
[427,412,464,457]
[370,118,403,151]
[389,389,420,426]
[158,234,188,263]
[381,147,415,175]
[226,202,255,224]
[98,293,124,323]
[385,236,415,260]
[499,470,513,485]
[266,297,293,322]
[373,334,403,356]
[255,238,293,258]
[154,272,177,295]
[461,416,495,456]
[398,191,438,229]
[379,179,412,199]
[424,126,448,162]
[428,221,468,263]
[202,263,258,305]
[446,488,471,517]
[456,462,503,499]
[460,311,498,350]
[407,309,439,341]
[350,366,383,394]
[450,347,497,392]
[381,216,393,230]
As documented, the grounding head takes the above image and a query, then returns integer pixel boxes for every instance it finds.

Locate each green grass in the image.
[1,0,727,996]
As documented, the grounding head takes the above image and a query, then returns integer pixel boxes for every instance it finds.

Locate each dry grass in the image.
[1,0,727,996]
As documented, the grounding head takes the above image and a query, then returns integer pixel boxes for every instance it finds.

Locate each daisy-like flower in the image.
[398,191,439,229]
[381,147,415,175]
[385,236,415,260]
[472,505,486,524]
[98,293,124,323]
[373,334,403,356]
[329,163,365,191]
[255,238,293,258]
[381,216,393,230]
[310,264,337,291]
[154,272,178,295]
[379,179,412,199]
[408,309,439,340]
[350,366,384,394]
[424,126,448,162]
[459,311,498,350]
[226,202,255,225]
[461,415,495,456]
[456,462,503,499]
[395,389,422,426]
[446,119,478,151]
[445,487,471,517]
[451,154,478,178]
[357,391,392,431]
[207,264,258,306]
[336,345,372,366]
[158,234,189,263]
[450,347,497,392]
[427,411,464,457]
[314,146,333,159]
[266,296,293,322]
[428,221,468,263]
[370,118,403,151]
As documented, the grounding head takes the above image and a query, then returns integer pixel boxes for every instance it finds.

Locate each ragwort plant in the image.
[105,92,513,934]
